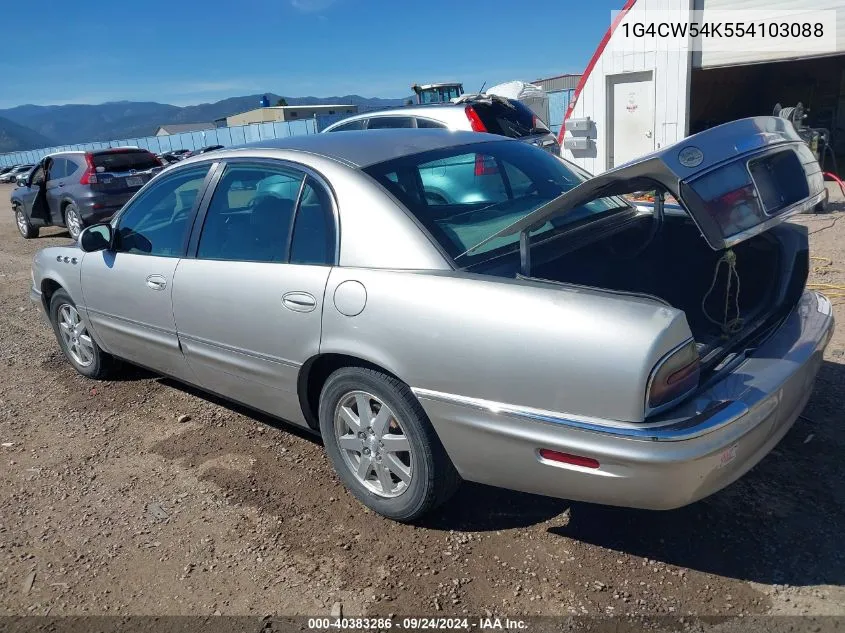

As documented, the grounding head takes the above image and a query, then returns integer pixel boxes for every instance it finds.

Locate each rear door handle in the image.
[146,274,167,291]
[282,292,317,313]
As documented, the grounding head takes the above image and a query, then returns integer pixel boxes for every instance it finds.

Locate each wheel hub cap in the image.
[334,391,413,498]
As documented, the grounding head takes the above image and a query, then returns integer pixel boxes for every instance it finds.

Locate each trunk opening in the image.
[490,213,809,373]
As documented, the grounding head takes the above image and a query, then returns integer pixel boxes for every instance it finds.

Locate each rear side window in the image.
[197,164,303,263]
[48,158,67,180]
[367,117,414,129]
[93,150,160,173]
[65,159,81,177]
[290,179,335,265]
[471,100,549,138]
[416,118,447,129]
[329,119,364,132]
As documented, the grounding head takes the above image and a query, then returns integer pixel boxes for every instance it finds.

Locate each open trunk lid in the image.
[478,116,825,254]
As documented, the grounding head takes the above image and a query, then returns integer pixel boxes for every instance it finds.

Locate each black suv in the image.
[11,148,162,240]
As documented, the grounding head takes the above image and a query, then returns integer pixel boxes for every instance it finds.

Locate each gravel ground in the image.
[1,182,844,621]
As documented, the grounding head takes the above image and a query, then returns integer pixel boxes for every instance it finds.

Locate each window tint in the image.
[197,164,303,263]
[93,150,160,173]
[416,118,447,129]
[65,158,81,177]
[115,165,210,257]
[290,179,335,265]
[329,119,364,132]
[471,100,549,138]
[367,117,414,129]
[48,158,67,180]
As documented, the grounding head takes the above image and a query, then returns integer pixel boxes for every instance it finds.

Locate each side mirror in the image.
[79,223,113,252]
[16,177,26,187]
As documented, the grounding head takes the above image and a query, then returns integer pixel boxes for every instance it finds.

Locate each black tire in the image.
[14,206,38,239]
[319,367,461,522]
[49,289,114,379]
[64,203,83,241]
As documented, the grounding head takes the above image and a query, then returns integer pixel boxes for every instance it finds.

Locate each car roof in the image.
[233,129,507,168]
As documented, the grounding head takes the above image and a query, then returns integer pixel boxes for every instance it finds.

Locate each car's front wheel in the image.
[14,206,38,239]
[64,203,83,241]
[49,289,114,379]
[319,367,461,522]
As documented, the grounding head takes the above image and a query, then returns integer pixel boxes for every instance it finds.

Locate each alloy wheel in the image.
[15,209,27,236]
[66,207,82,240]
[334,390,413,498]
[58,304,95,367]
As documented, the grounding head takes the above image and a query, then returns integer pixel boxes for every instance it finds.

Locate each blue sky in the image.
[0,0,622,109]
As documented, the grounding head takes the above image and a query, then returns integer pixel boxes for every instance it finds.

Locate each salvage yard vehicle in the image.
[323,94,560,156]
[29,120,834,522]
[11,148,162,240]
[1,163,33,183]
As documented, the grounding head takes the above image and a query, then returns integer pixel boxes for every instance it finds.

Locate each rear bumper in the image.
[417,290,834,510]
[76,193,133,222]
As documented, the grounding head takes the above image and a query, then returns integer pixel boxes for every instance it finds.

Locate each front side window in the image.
[115,164,211,256]
[30,164,45,185]
[363,140,628,265]
[197,163,303,263]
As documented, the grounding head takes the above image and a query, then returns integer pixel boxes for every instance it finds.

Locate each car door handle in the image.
[282,292,317,312]
[146,274,167,291]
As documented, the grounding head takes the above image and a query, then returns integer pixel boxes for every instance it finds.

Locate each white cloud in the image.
[290,0,337,13]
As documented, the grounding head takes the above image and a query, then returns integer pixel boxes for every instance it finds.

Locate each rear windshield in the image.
[363,140,628,265]
[471,99,550,138]
[92,150,159,173]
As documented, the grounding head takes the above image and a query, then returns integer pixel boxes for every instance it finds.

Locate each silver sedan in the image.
[29,123,833,521]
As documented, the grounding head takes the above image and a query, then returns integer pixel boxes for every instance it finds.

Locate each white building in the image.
[560,0,845,174]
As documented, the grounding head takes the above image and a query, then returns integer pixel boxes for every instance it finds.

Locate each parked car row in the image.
[24,116,834,522]
[0,163,35,184]
[157,145,225,165]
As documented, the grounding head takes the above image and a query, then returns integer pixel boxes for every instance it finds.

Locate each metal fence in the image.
[0,115,348,167]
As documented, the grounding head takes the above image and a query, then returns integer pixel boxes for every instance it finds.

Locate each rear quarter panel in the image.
[320,268,693,423]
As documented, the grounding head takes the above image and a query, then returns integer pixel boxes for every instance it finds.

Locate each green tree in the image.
[276,97,289,107]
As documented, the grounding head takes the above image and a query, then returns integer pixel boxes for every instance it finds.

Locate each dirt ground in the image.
[1,181,844,622]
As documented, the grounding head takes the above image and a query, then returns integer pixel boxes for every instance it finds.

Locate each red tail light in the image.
[79,153,97,185]
[474,154,499,176]
[647,340,700,411]
[464,105,487,132]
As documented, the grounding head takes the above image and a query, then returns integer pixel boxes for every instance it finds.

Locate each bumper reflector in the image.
[538,449,600,469]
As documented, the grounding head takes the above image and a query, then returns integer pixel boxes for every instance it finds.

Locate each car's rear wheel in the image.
[319,367,460,522]
[14,206,38,239]
[64,203,83,241]
[49,289,114,379]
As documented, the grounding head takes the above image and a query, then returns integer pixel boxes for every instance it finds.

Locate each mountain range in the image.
[0,93,407,153]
